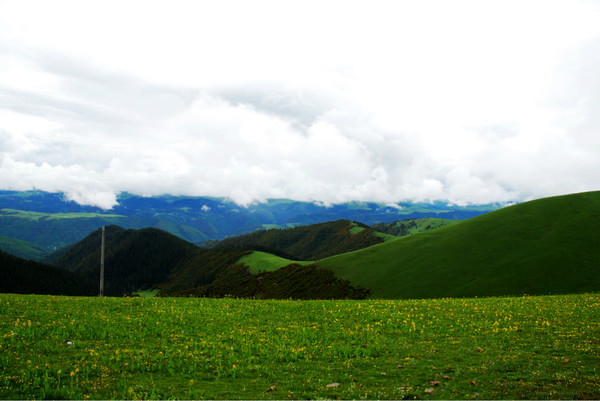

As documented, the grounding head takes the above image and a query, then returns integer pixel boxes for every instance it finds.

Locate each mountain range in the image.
[0,190,500,260]
[1,190,598,300]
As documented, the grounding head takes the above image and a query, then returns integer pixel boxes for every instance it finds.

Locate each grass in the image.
[0,293,599,400]
[238,251,310,274]
[0,236,48,261]
[317,191,600,299]
[401,218,459,235]
[349,225,366,234]
[0,209,124,221]
[373,231,401,242]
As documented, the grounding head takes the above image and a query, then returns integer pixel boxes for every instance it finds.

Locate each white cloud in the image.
[0,0,599,208]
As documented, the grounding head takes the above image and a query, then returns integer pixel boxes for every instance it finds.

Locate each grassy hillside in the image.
[214,219,391,260]
[0,190,499,250]
[0,208,128,251]
[0,235,48,261]
[372,217,458,237]
[317,191,600,299]
[0,251,95,296]
[238,251,311,274]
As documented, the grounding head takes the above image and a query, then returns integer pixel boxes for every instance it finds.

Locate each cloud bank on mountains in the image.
[0,0,599,209]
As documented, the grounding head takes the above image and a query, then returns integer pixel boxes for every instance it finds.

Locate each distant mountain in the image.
[0,191,500,254]
[0,250,95,296]
[316,191,600,299]
[7,191,595,300]
[213,219,395,260]
[371,218,458,237]
[0,235,48,261]
[36,218,393,298]
[157,220,396,297]
[44,226,201,296]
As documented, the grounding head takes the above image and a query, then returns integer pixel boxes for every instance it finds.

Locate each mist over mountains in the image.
[1,191,598,300]
[0,190,500,257]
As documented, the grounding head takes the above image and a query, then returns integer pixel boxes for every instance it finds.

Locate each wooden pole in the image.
[99,226,105,297]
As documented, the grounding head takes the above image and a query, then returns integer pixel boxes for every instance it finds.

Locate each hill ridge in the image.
[316,191,600,299]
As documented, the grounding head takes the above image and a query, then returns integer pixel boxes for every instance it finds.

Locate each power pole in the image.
[99,226,105,297]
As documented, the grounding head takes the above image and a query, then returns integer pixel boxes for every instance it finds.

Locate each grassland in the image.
[237,251,311,274]
[0,209,124,221]
[0,236,47,261]
[373,218,458,237]
[318,191,600,299]
[1,293,599,400]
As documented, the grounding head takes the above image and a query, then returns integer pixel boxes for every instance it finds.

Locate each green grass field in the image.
[237,251,311,274]
[0,209,124,221]
[1,293,599,400]
[318,191,600,298]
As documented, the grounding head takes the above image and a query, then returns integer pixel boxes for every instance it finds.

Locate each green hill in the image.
[158,250,369,299]
[0,191,500,250]
[237,251,311,274]
[316,191,600,299]
[372,217,458,237]
[0,250,95,296]
[214,219,394,260]
[0,235,48,261]
[45,226,201,296]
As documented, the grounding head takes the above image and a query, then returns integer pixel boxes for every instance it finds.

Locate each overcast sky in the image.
[1,0,599,208]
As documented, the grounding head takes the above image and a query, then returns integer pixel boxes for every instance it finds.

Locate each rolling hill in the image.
[44,226,201,296]
[0,235,48,261]
[316,191,600,299]
[371,217,458,237]
[213,219,396,260]
[157,220,396,298]
[0,190,499,255]
[0,250,95,296]
[10,191,597,300]
[32,219,392,299]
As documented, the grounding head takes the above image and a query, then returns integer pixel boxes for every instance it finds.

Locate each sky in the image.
[0,0,599,209]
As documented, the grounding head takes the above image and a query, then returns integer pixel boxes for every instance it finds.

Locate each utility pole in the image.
[99,226,105,297]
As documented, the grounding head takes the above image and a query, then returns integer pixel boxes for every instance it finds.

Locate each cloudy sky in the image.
[1,0,599,208]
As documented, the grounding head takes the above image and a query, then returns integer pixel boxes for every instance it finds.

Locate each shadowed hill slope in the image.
[44,226,201,296]
[213,219,393,260]
[0,250,95,296]
[317,191,600,299]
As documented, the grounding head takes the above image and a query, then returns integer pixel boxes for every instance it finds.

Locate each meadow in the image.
[1,293,599,400]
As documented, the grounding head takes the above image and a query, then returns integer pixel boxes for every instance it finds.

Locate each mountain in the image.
[156,220,394,297]
[44,226,201,296]
[0,208,129,256]
[371,218,458,237]
[0,250,95,296]
[315,191,600,299]
[37,219,391,299]
[213,219,396,260]
[0,235,48,261]
[0,190,500,253]
[7,191,596,300]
